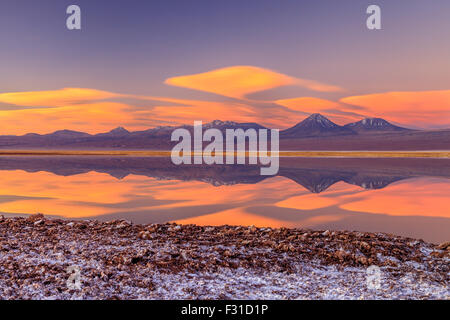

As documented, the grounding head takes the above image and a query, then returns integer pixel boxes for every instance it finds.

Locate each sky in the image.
[0,0,450,134]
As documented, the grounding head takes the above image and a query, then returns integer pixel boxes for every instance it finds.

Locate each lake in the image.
[0,156,449,243]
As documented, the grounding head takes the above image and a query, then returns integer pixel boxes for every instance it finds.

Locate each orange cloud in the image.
[0,87,303,134]
[144,96,302,129]
[0,68,346,134]
[275,97,362,124]
[1,79,447,136]
[0,102,139,135]
[341,90,450,128]
[0,88,122,108]
[276,97,340,112]
[165,66,342,99]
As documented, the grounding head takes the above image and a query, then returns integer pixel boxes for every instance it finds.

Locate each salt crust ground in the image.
[0,215,448,300]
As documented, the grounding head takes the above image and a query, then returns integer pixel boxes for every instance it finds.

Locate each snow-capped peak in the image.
[304,113,338,128]
[110,126,129,134]
[344,118,409,132]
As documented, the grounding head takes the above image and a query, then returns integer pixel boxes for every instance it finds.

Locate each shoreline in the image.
[0,150,449,159]
[0,215,448,300]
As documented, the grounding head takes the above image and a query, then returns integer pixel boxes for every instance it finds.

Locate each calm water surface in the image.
[0,156,449,243]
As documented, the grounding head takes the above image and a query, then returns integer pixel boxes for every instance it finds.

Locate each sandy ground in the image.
[0,214,448,300]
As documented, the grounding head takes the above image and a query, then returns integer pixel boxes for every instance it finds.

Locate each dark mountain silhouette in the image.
[45,130,91,139]
[344,118,411,133]
[98,121,266,140]
[203,120,267,131]
[280,113,356,138]
[0,114,448,150]
[96,127,130,138]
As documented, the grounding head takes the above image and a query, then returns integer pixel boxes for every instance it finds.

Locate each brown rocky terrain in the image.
[0,214,448,300]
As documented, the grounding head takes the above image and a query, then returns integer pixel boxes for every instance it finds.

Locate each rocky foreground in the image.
[0,214,448,300]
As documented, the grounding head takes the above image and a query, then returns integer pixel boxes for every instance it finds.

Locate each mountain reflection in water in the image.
[0,156,449,243]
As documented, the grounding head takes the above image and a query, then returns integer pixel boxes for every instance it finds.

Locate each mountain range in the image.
[0,114,448,150]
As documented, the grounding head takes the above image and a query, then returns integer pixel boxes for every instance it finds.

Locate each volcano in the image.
[344,118,411,133]
[280,113,356,138]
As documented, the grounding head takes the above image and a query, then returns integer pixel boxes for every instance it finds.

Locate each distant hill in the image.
[96,127,130,138]
[203,120,267,131]
[45,130,91,139]
[344,118,411,133]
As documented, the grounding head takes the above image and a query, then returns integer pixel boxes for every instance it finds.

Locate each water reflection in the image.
[0,156,449,243]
